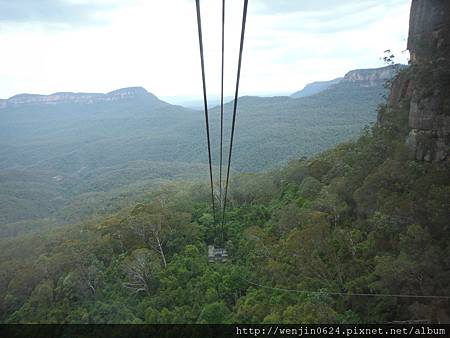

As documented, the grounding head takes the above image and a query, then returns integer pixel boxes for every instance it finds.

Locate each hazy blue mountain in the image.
[290,77,343,98]
[162,95,234,109]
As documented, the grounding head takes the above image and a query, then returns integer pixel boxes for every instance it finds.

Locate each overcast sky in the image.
[0,0,411,101]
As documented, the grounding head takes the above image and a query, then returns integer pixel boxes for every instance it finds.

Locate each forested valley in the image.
[1,64,449,323]
[0,66,393,232]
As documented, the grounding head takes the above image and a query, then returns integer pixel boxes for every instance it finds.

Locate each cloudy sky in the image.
[0,0,411,101]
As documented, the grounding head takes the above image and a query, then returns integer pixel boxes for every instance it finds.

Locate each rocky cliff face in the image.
[342,64,405,87]
[0,87,158,108]
[291,65,404,98]
[387,0,450,162]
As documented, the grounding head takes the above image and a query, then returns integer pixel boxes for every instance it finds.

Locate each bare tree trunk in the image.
[122,252,155,295]
[155,231,167,268]
[87,279,96,297]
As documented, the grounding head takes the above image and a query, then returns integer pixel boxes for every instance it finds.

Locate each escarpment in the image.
[382,0,450,162]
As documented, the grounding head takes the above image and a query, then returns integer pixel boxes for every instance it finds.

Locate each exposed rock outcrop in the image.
[342,64,406,87]
[0,87,159,108]
[387,0,450,162]
[291,65,405,98]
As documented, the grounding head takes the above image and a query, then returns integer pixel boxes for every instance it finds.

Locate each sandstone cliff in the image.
[342,64,405,87]
[386,0,450,162]
[291,65,404,98]
[0,87,159,108]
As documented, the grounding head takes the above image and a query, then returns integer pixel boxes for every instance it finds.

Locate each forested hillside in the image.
[1,60,449,323]
[0,66,393,227]
[0,88,208,227]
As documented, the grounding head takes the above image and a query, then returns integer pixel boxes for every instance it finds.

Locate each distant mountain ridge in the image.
[291,64,406,98]
[1,65,405,109]
[290,78,343,98]
[0,86,160,108]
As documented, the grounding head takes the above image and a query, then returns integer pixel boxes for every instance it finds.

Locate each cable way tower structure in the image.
[194,0,249,262]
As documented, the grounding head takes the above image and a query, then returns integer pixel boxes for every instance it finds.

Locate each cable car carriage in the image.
[208,245,228,263]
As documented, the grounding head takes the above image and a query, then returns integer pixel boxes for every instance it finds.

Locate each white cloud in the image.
[0,0,411,99]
